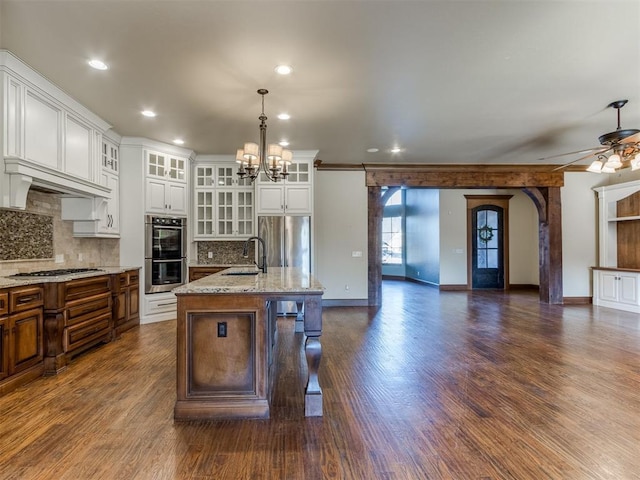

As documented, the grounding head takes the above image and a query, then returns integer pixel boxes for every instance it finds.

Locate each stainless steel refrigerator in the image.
[258,215,311,314]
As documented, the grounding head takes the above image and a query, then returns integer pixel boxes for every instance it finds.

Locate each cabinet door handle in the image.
[17,296,37,304]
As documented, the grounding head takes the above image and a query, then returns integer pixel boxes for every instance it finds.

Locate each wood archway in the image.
[363,164,564,305]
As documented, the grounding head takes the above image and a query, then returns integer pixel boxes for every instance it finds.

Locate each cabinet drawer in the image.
[189,267,225,282]
[65,293,111,326]
[63,276,111,303]
[64,312,111,353]
[9,286,44,313]
[0,291,8,316]
[128,271,140,286]
[117,272,129,290]
[145,294,177,315]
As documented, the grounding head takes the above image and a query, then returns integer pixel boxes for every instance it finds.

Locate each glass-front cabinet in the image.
[145,150,188,215]
[193,162,254,239]
[255,156,313,215]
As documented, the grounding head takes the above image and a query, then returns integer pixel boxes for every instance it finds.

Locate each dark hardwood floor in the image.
[1,280,639,479]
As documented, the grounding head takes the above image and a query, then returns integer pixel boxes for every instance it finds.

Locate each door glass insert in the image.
[476,209,498,268]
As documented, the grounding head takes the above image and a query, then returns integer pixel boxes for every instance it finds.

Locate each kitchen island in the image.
[172,267,324,420]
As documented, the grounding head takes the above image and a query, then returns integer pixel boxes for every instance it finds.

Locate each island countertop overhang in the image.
[172,267,325,295]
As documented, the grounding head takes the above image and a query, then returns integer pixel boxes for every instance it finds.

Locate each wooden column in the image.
[368,186,382,307]
[523,187,563,304]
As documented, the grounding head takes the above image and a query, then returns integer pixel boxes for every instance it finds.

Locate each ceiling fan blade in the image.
[537,146,604,161]
[621,131,640,144]
[551,147,612,171]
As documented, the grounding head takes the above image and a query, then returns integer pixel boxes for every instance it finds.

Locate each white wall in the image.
[306,168,637,301]
[508,190,539,285]
[439,189,538,286]
[561,172,600,297]
[438,190,469,285]
[314,170,368,301]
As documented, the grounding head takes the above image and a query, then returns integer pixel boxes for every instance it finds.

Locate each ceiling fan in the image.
[541,100,640,173]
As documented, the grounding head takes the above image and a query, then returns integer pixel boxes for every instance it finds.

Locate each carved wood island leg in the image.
[303,294,323,417]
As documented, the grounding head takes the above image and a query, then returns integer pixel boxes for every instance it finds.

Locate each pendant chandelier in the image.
[236,89,292,182]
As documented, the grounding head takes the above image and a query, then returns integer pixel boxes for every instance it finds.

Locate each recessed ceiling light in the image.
[391,147,402,153]
[173,139,185,145]
[279,140,290,147]
[88,59,108,70]
[141,110,156,118]
[274,64,293,75]
[367,148,379,153]
[277,113,290,120]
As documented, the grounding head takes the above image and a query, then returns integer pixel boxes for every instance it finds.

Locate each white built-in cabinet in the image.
[145,151,188,215]
[592,180,640,313]
[193,162,254,239]
[1,51,111,209]
[256,156,313,215]
[592,268,640,313]
[60,138,121,237]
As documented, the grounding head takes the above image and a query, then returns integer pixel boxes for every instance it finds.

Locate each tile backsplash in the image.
[196,240,255,265]
[0,190,120,275]
[0,209,53,260]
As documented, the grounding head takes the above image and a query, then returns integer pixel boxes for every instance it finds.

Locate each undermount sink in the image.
[222,271,259,276]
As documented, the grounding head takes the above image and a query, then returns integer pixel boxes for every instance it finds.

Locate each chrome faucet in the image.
[243,236,267,273]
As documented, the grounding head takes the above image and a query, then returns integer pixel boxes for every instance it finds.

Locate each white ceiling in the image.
[1,0,639,168]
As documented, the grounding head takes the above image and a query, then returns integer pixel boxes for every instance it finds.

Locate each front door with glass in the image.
[471,205,505,289]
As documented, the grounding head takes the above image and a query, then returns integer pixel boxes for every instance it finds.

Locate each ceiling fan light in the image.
[602,165,616,174]
[605,153,622,169]
[631,155,640,171]
[587,160,603,173]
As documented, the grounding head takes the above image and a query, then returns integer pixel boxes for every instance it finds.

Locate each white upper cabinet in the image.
[145,150,188,215]
[1,51,111,209]
[193,160,254,239]
[24,90,61,169]
[255,153,316,216]
[102,139,119,174]
[60,139,121,238]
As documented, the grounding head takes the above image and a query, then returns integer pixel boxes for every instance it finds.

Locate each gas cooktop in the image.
[10,268,103,277]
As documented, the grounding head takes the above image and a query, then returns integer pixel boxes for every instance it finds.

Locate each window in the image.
[382,189,403,265]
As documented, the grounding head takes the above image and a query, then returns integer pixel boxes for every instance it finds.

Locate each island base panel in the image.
[174,399,270,421]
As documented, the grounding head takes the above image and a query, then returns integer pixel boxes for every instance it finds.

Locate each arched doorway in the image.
[465,195,513,290]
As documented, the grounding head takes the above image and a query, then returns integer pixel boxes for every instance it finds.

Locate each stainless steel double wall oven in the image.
[145,215,187,293]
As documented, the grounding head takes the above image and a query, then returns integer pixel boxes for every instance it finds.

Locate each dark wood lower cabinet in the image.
[113,269,140,337]
[0,285,45,395]
[1,269,141,394]
[43,275,113,375]
[188,266,227,282]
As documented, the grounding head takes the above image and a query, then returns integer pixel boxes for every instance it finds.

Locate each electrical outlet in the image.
[55,254,64,263]
[217,322,227,337]
[78,253,83,261]
[207,251,213,259]
[351,251,363,258]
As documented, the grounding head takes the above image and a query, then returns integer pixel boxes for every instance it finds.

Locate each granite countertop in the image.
[0,266,141,289]
[173,267,325,295]
[188,264,250,268]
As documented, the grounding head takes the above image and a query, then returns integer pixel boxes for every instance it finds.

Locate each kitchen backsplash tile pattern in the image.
[196,241,255,265]
[0,190,120,275]
[0,210,53,260]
